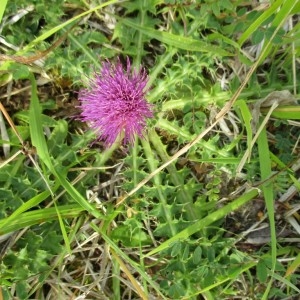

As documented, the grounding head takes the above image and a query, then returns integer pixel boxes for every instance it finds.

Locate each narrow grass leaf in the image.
[0,190,52,229]
[145,188,260,257]
[90,223,166,299]
[238,0,283,46]
[271,0,298,29]
[0,205,84,235]
[258,0,297,63]
[112,257,121,300]
[0,0,8,24]
[24,0,120,51]
[54,202,71,255]
[122,19,233,56]
[54,171,103,219]
[285,252,300,277]
[291,2,300,14]
[272,272,300,293]
[235,100,253,151]
[28,74,103,219]
[261,106,300,119]
[190,158,247,164]
[257,126,276,300]
[28,74,53,169]
[237,102,278,173]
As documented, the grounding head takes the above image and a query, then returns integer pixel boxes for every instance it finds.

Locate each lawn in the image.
[0,0,300,299]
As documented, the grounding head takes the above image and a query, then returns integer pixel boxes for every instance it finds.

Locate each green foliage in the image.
[0,224,62,297]
[0,74,102,294]
[3,0,65,44]
[111,219,152,247]
[0,0,299,299]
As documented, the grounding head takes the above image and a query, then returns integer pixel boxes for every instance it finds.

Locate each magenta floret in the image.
[78,57,153,147]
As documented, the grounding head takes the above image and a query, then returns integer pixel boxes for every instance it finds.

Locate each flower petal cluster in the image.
[78,57,153,147]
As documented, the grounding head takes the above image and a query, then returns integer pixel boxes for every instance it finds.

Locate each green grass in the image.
[0,0,300,299]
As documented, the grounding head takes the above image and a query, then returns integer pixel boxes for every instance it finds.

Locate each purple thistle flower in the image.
[78,57,153,147]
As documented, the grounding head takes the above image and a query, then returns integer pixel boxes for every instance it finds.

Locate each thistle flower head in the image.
[78,57,153,147]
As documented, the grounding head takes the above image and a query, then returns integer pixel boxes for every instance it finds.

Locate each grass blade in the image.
[122,18,233,56]
[0,0,8,24]
[145,188,260,257]
[257,125,276,300]
[23,0,120,51]
[28,74,103,219]
[90,222,166,299]
[238,0,283,46]
[0,205,84,235]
